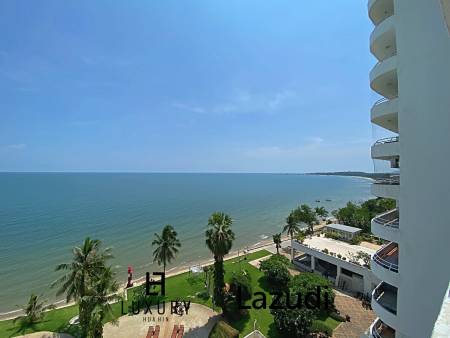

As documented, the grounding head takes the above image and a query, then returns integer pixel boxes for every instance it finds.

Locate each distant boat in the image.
[315,200,320,202]
[325,199,332,202]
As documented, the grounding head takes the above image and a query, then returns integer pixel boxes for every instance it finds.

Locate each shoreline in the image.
[0,234,290,321]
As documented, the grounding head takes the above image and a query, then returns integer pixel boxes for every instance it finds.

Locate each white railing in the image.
[373,136,399,146]
[372,282,397,315]
[373,96,398,107]
[374,175,399,185]
[373,242,398,273]
[373,209,399,229]
[370,318,395,338]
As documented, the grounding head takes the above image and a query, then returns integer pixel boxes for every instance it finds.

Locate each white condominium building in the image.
[367,0,450,337]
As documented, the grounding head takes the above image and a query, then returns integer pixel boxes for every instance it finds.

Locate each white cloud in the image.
[1,143,26,150]
[172,89,299,116]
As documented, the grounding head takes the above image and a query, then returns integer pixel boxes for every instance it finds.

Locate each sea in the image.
[0,173,372,313]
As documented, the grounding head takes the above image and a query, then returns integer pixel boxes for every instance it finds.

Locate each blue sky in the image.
[0,1,385,173]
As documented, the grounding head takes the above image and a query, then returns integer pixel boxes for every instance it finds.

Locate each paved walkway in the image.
[332,294,375,338]
[103,303,220,338]
[16,333,73,338]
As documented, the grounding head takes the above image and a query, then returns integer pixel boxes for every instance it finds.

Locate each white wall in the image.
[396,1,450,337]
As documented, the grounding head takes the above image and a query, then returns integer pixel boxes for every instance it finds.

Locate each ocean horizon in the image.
[0,172,372,313]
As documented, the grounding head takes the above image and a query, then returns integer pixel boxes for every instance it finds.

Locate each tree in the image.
[290,273,335,312]
[14,294,54,326]
[283,212,301,261]
[356,251,371,268]
[293,204,318,235]
[296,230,306,244]
[52,237,113,338]
[272,304,314,337]
[205,212,235,309]
[87,267,120,338]
[260,255,291,290]
[314,206,329,219]
[272,233,282,254]
[152,224,181,274]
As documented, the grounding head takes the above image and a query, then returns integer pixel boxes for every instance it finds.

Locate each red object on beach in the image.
[128,266,133,273]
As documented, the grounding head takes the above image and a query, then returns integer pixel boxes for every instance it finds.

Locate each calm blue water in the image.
[0,173,371,312]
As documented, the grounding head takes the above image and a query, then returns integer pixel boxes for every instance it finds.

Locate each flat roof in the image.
[325,223,362,233]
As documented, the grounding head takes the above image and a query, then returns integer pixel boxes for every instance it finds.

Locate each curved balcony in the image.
[370,55,398,99]
[370,318,396,338]
[371,136,399,161]
[371,97,398,133]
[368,0,394,25]
[372,242,399,286]
[372,282,398,329]
[371,175,399,199]
[371,209,399,242]
[370,15,396,61]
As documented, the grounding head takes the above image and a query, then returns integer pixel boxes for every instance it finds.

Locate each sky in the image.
[0,1,389,173]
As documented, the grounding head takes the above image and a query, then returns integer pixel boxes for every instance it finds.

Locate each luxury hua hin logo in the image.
[121,272,191,318]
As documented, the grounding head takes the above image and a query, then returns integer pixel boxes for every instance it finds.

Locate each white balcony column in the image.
[335,266,341,287]
[311,255,316,271]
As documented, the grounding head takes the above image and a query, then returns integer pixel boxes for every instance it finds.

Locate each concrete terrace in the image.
[296,235,378,265]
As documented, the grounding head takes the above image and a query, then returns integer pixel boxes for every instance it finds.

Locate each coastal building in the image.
[292,236,379,295]
[365,0,450,337]
[324,223,362,241]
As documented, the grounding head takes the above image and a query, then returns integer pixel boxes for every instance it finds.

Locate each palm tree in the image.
[152,225,181,274]
[283,212,301,261]
[205,212,235,309]
[272,233,282,255]
[14,294,54,326]
[86,267,120,338]
[52,237,112,338]
[294,204,318,235]
[314,206,329,220]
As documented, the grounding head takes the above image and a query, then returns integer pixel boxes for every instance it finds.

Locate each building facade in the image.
[367,1,450,337]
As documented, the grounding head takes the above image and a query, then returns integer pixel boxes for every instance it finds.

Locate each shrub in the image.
[337,254,342,259]
[229,270,252,301]
[329,311,346,322]
[350,235,362,245]
[272,304,314,337]
[260,255,291,289]
[325,231,341,240]
[311,320,333,336]
[222,296,249,321]
[209,320,239,338]
[322,248,329,254]
[196,290,210,300]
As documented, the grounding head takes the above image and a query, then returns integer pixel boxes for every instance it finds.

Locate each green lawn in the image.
[0,304,78,338]
[0,249,340,338]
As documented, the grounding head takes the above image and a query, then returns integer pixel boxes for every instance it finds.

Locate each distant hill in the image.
[306,171,391,179]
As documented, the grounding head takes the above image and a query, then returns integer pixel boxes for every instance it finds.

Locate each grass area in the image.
[0,249,340,337]
[0,305,78,338]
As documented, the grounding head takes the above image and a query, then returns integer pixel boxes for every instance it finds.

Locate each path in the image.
[332,294,376,338]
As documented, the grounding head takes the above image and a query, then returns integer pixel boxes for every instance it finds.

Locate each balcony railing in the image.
[371,318,396,338]
[374,96,398,107]
[373,175,399,185]
[373,209,399,229]
[373,282,398,315]
[373,136,399,146]
[373,242,398,273]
